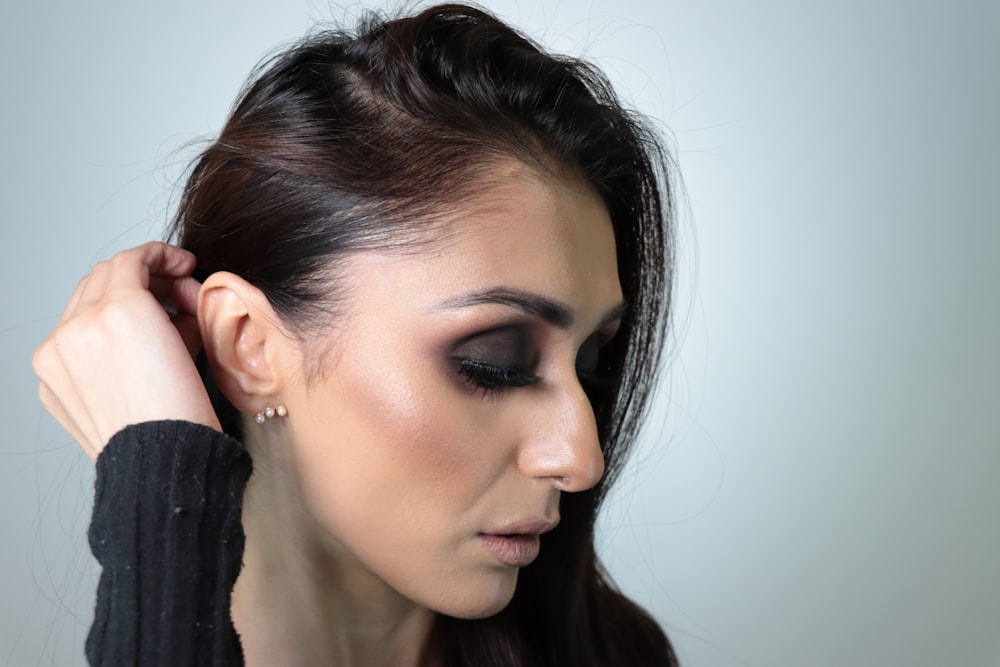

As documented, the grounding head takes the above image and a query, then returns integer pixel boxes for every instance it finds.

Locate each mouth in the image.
[478,517,558,568]
[479,533,541,567]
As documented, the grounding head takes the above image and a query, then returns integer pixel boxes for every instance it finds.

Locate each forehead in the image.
[459,165,611,256]
[337,163,623,328]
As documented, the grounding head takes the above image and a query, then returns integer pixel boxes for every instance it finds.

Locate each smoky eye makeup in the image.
[448,324,541,395]
[442,304,624,399]
[575,333,601,374]
[575,329,618,395]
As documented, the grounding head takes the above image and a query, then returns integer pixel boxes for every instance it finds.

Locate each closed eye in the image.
[456,358,541,398]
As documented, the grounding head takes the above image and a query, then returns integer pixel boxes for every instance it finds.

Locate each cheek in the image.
[286,347,505,550]
[281,346,523,616]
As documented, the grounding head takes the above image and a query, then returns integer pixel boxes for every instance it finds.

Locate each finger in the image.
[64,244,196,322]
[134,242,198,281]
[170,275,203,316]
[149,275,177,301]
[64,260,114,319]
[148,273,201,307]
[144,241,197,278]
[146,276,202,328]
[104,242,196,296]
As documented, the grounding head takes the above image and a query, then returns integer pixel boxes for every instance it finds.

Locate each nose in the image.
[517,378,606,492]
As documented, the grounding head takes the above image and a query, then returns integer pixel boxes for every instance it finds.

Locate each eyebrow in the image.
[432,286,627,330]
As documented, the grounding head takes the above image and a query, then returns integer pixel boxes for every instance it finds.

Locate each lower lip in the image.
[479,533,541,567]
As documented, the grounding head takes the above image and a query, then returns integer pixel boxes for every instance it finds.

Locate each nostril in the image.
[517,379,605,489]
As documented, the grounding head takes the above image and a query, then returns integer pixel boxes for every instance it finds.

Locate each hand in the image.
[33,242,222,461]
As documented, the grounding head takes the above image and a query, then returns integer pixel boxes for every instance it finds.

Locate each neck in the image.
[231,437,435,667]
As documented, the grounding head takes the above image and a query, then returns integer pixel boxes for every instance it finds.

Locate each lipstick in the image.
[479,533,541,567]
[479,518,557,567]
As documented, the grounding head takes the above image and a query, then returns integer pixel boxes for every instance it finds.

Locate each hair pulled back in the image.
[171,4,677,665]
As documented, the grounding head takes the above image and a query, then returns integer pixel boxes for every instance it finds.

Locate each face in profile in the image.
[266,163,625,619]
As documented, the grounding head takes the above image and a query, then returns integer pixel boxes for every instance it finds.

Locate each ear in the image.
[198,271,292,416]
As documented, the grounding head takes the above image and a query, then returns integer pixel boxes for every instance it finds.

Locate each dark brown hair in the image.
[170,4,677,665]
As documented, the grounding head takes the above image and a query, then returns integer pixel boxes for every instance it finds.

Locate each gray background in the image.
[2,1,998,665]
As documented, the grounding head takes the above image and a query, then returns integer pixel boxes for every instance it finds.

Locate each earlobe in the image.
[198,272,288,415]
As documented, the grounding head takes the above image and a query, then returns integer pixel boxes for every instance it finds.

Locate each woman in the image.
[33,4,677,665]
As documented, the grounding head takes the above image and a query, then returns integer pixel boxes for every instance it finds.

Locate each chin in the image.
[433,570,519,620]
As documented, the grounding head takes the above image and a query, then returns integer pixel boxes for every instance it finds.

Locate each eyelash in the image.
[457,358,541,398]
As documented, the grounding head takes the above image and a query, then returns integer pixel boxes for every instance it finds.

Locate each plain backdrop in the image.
[2,1,998,665]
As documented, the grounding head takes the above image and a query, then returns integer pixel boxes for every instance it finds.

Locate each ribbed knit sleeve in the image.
[85,420,253,667]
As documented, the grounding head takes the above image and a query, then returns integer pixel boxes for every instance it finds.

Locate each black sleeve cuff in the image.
[86,420,252,666]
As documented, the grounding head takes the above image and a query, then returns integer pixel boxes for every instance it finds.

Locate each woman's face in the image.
[275,165,624,618]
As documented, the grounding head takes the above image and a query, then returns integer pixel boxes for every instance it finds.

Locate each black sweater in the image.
[86,421,252,666]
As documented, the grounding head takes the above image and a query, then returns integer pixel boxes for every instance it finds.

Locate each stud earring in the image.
[254,403,288,424]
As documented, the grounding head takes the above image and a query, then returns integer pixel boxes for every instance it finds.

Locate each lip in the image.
[479,533,541,567]
[489,517,560,536]
[479,517,559,567]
